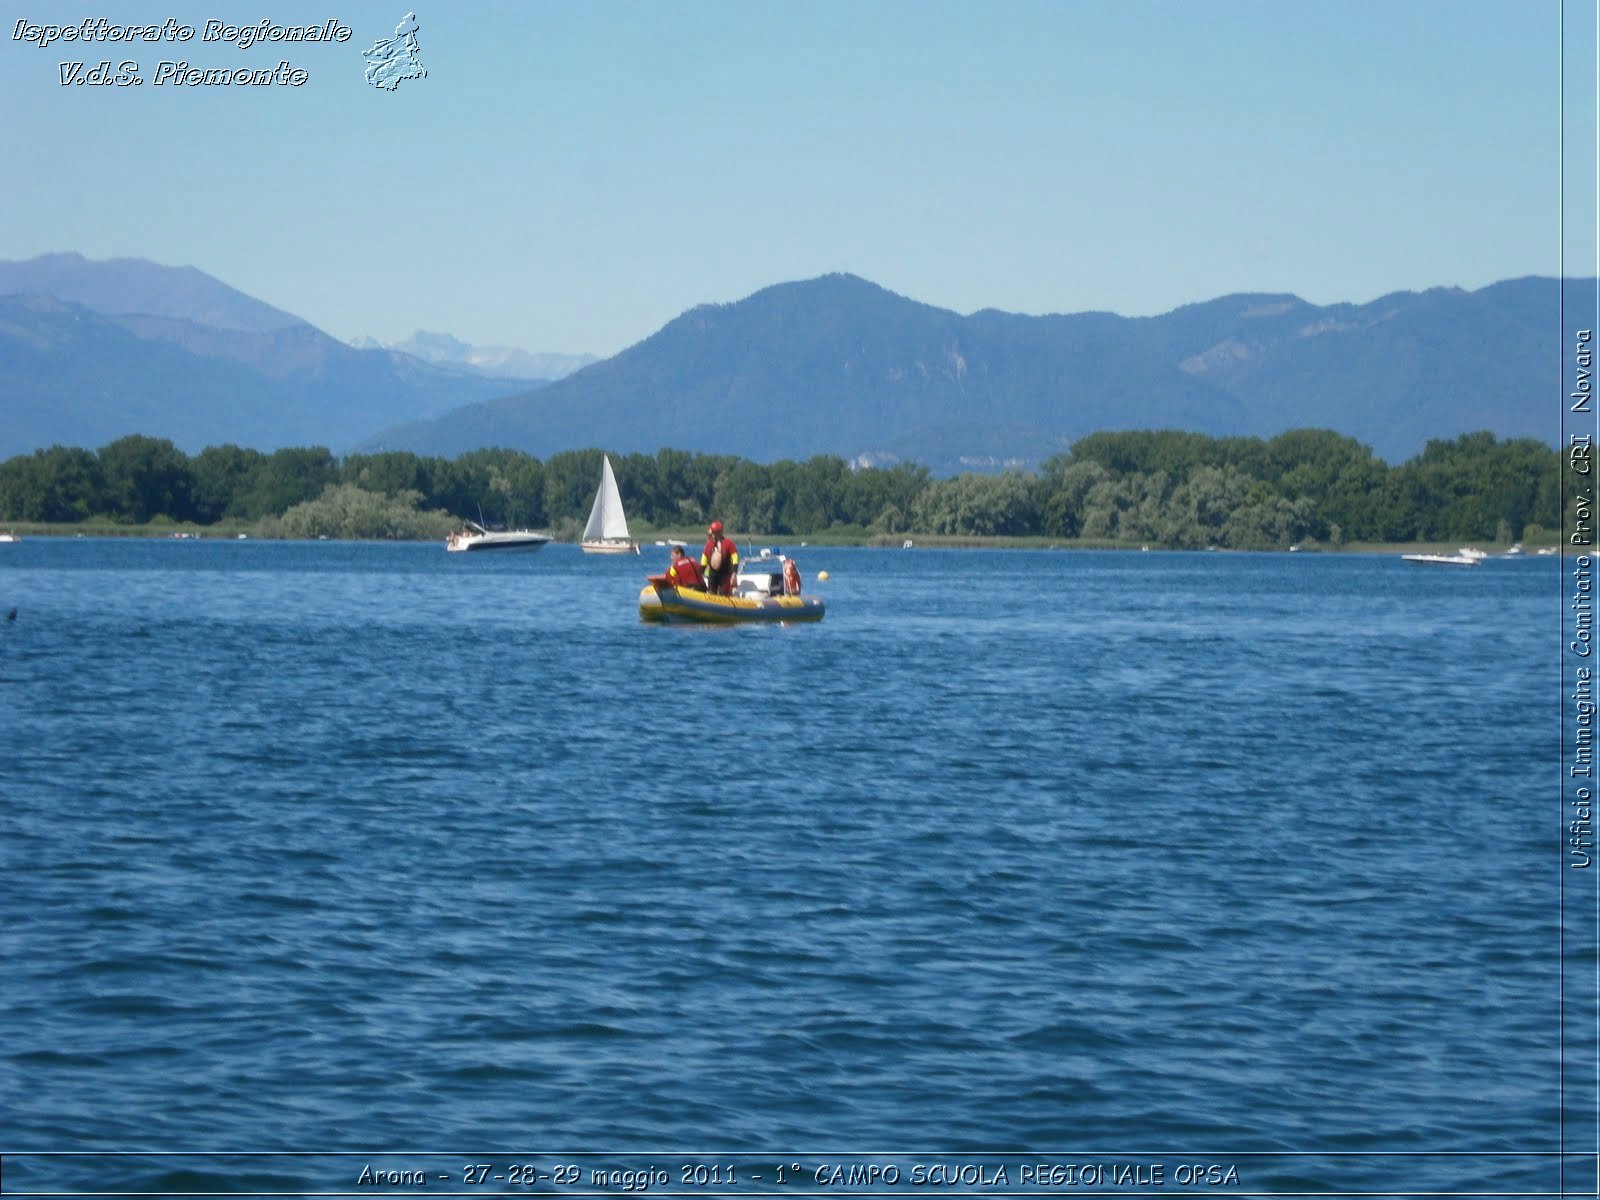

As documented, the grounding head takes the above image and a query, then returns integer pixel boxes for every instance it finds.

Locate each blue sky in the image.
[1,1,1593,356]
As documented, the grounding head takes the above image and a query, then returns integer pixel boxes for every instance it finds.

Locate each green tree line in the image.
[0,429,1560,547]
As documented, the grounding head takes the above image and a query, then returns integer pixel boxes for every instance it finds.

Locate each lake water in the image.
[0,539,1581,1196]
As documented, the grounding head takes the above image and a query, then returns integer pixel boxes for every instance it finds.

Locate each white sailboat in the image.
[581,455,639,554]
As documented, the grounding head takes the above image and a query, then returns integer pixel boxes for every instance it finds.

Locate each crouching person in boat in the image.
[783,557,802,596]
[665,544,705,591]
[702,520,740,596]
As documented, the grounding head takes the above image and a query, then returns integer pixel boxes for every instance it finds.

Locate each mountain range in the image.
[0,253,1579,469]
[0,254,548,459]
[348,331,598,382]
[360,273,1576,469]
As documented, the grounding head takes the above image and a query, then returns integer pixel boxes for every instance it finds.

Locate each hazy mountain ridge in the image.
[0,255,542,458]
[358,272,1572,469]
[0,252,307,333]
[370,330,599,381]
[0,255,1578,469]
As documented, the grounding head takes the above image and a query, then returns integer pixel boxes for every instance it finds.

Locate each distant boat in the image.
[1401,552,1481,567]
[447,520,552,553]
[581,455,639,555]
[0,532,19,543]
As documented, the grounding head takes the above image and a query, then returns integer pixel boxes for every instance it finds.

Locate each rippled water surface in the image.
[0,539,1568,1195]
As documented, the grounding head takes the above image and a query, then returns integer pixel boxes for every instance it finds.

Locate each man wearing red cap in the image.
[701,520,740,596]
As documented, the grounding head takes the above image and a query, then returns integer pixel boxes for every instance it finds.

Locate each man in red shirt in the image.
[665,544,704,590]
[701,520,740,595]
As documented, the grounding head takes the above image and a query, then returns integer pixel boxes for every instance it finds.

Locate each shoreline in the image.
[0,522,1566,557]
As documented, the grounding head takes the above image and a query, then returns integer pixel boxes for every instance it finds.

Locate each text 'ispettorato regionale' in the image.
[13,18,354,87]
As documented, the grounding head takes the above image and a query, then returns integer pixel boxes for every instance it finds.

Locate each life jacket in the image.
[704,537,735,572]
[669,557,704,589]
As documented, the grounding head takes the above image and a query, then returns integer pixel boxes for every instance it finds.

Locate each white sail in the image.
[582,455,632,543]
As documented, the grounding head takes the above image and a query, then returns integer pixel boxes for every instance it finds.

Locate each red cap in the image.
[709,521,723,533]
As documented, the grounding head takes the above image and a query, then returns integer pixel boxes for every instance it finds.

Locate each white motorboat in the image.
[446,521,552,553]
